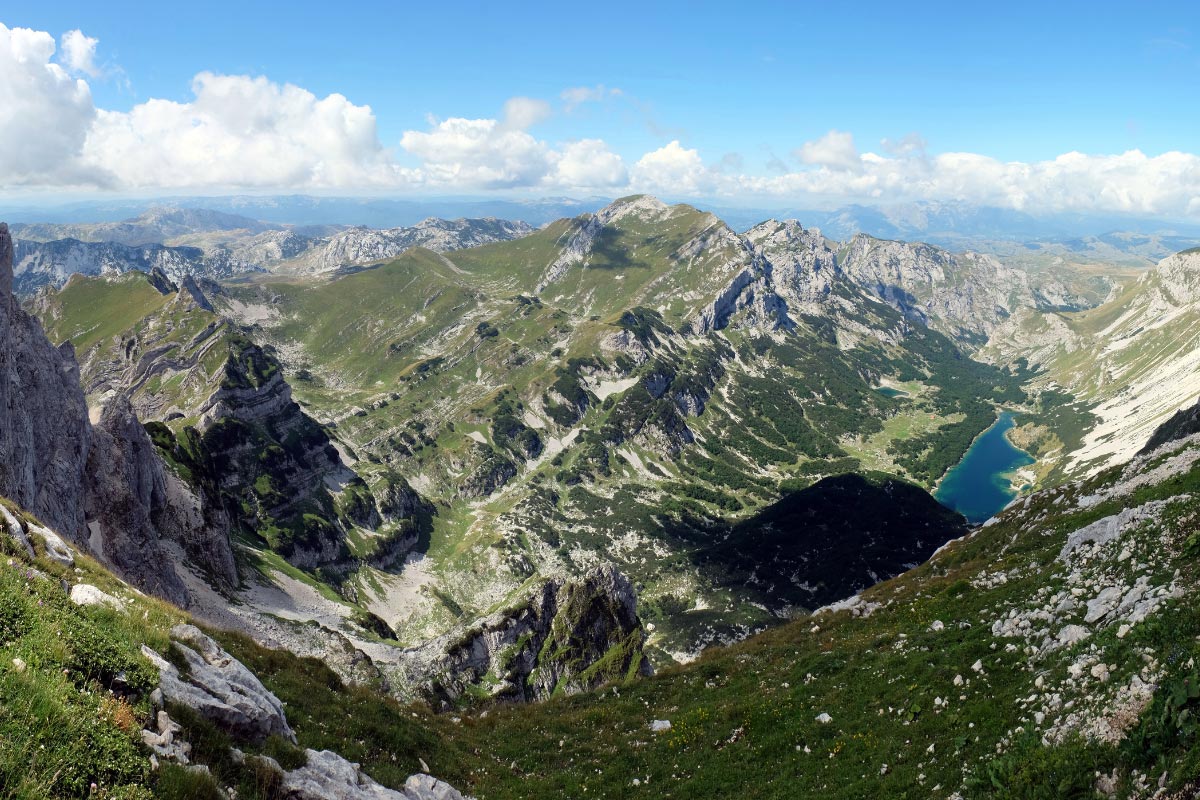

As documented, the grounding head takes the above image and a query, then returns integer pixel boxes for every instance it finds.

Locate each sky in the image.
[1,0,1198,215]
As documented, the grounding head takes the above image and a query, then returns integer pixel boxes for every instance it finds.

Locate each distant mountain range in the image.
[0,195,603,228]
[8,210,534,293]
[7,195,1199,266]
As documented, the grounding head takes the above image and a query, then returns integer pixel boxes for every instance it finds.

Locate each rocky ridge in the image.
[983,248,1200,475]
[391,565,652,704]
[0,222,231,605]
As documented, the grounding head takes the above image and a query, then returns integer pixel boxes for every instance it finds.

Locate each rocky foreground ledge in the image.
[142,624,470,800]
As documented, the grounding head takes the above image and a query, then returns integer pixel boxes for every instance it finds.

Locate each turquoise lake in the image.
[934,411,1035,524]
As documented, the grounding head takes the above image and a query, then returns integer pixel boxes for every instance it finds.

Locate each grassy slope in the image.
[212,437,1200,800]
[5,434,1198,798]
[39,272,171,354]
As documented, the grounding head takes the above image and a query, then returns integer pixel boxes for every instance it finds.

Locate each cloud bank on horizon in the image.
[2,21,1199,219]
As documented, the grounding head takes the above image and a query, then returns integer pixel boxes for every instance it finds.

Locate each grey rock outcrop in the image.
[0,504,34,558]
[142,624,296,744]
[397,565,652,704]
[744,219,840,307]
[26,520,74,566]
[140,624,470,799]
[283,750,468,800]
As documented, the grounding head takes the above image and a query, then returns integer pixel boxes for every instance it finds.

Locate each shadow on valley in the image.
[670,473,969,614]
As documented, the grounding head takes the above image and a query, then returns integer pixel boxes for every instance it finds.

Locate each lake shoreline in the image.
[933,410,1036,524]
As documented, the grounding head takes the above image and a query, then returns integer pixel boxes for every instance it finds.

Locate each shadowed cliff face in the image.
[0,222,93,538]
[1141,397,1200,455]
[0,222,235,606]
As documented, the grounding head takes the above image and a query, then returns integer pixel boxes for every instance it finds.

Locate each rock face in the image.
[0,223,93,537]
[142,624,296,744]
[836,234,1056,345]
[744,219,841,308]
[0,222,233,604]
[85,396,237,603]
[398,565,652,704]
[681,215,1086,347]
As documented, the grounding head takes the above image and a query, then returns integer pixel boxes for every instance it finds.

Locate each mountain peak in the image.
[596,194,672,225]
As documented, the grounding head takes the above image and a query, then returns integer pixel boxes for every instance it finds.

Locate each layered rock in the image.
[36,265,413,573]
[142,624,296,744]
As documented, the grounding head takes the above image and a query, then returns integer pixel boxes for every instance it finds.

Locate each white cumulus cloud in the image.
[399,103,627,191]
[551,139,628,189]
[631,140,719,195]
[84,72,409,189]
[59,29,99,76]
[0,23,102,186]
[400,116,552,189]
[738,146,1200,217]
[794,130,862,172]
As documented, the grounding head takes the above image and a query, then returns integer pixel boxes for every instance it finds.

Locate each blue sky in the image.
[1,1,1198,214]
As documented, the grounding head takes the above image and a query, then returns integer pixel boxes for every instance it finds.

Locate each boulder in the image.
[0,504,34,559]
[142,624,295,744]
[404,773,468,800]
[69,583,123,609]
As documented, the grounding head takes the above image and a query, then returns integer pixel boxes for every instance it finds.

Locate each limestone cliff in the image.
[0,222,233,605]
